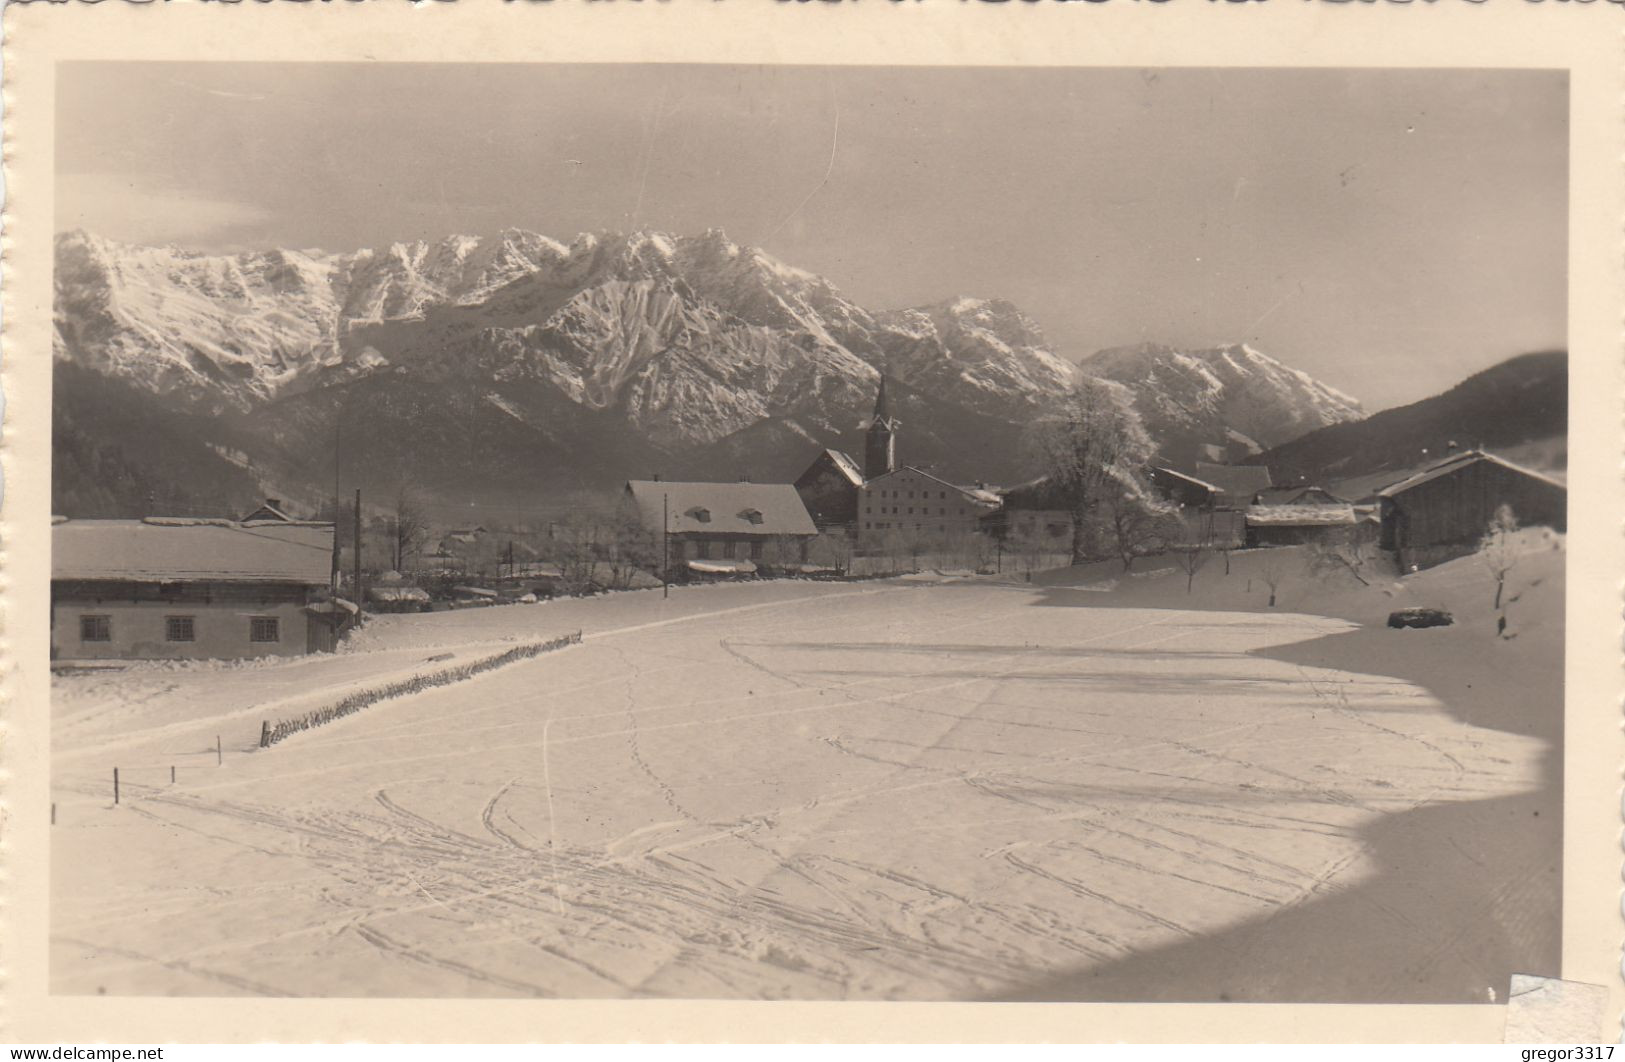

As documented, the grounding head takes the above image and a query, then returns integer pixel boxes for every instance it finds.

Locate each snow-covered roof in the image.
[688,559,758,574]
[240,499,294,523]
[1152,466,1222,494]
[626,480,818,537]
[367,585,431,603]
[824,449,865,487]
[1375,450,1568,499]
[1193,462,1273,496]
[861,466,1003,509]
[1245,504,1357,527]
[54,520,334,585]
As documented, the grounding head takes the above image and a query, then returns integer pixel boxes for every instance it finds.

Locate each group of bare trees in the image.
[1024,378,1163,566]
[547,506,660,591]
[1022,376,1194,573]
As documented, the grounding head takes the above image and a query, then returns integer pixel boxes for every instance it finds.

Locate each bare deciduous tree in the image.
[808,531,854,573]
[391,486,433,572]
[1480,503,1520,635]
[1258,548,1289,607]
[1024,378,1157,565]
[1173,544,1208,594]
[1308,527,1377,587]
[1103,482,1175,572]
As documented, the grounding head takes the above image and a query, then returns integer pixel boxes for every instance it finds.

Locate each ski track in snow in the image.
[50,579,1548,1000]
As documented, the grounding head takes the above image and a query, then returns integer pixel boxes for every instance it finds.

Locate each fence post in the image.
[113,767,120,806]
[171,765,176,785]
[260,720,271,748]
[217,735,223,766]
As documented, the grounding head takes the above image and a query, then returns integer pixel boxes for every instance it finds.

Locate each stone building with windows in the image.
[855,466,1001,555]
[51,511,337,661]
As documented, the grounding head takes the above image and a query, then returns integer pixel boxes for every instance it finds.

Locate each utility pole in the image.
[330,412,343,590]
[353,487,363,618]
[662,492,670,599]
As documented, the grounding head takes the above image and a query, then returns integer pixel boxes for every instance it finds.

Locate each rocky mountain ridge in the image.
[53,227,1365,516]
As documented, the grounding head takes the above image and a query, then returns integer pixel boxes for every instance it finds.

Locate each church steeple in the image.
[865,376,898,480]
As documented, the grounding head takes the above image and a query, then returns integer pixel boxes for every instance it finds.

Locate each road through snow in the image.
[51,576,1549,1000]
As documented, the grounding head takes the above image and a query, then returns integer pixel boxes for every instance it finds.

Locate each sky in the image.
[56,62,1567,412]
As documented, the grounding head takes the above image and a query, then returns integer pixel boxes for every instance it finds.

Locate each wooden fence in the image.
[259,632,583,748]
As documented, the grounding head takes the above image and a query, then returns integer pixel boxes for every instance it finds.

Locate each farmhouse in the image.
[52,515,338,661]
[1150,466,1223,509]
[982,477,1075,552]
[624,480,819,573]
[1192,462,1274,508]
[1377,449,1567,571]
[1148,467,1247,547]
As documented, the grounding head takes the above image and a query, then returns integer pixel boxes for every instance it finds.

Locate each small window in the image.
[689,507,712,523]
[750,540,764,560]
[697,539,713,560]
[740,508,765,525]
[165,616,196,643]
[940,492,946,500]
[907,507,914,515]
[80,615,111,643]
[250,616,280,643]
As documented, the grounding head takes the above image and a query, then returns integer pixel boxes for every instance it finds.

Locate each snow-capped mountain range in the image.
[1076,343,1365,468]
[53,227,1363,515]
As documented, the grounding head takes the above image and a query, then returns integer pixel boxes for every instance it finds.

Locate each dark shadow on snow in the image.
[972,575,1562,1003]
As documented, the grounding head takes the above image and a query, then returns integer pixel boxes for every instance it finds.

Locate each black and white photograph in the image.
[43,58,1574,1007]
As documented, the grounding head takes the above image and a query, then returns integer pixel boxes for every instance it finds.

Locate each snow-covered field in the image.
[50,539,1563,1002]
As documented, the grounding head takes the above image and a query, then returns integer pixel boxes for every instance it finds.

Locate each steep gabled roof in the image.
[1375,449,1567,499]
[625,481,818,536]
[53,520,334,585]
[1152,466,1222,495]
[241,500,294,523]
[818,449,866,487]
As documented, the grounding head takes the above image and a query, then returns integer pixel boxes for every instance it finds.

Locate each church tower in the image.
[864,376,899,480]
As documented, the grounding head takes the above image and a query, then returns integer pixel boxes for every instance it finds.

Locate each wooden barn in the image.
[1192,462,1274,508]
[624,480,819,574]
[1377,450,1566,571]
[1150,464,1273,511]
[982,476,1074,549]
[1150,466,1222,509]
[52,515,338,661]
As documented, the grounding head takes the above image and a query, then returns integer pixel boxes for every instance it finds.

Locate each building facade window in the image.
[80,615,111,643]
[165,616,196,643]
[250,616,280,643]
